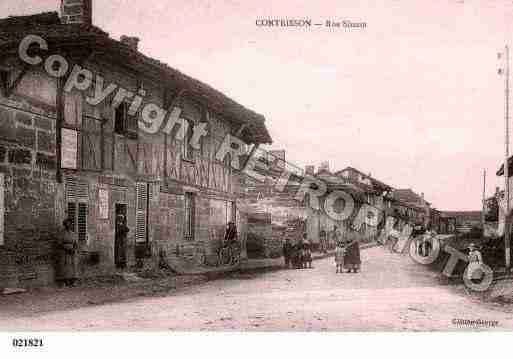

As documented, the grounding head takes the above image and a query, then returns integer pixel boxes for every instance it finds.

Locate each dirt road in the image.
[2,247,513,331]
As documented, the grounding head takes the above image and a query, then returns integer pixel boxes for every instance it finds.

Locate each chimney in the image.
[305,165,315,176]
[121,36,140,51]
[61,0,92,25]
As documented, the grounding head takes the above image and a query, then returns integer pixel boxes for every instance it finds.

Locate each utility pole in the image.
[482,169,486,229]
[504,45,511,270]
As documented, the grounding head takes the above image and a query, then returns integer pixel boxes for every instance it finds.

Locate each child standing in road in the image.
[302,233,312,269]
[335,242,345,274]
[466,243,484,283]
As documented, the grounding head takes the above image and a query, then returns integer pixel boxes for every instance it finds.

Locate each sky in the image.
[3,0,513,211]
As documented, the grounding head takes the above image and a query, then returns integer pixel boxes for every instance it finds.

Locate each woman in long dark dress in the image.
[343,230,361,273]
[55,218,79,286]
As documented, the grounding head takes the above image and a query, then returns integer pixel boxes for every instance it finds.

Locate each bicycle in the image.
[218,241,241,266]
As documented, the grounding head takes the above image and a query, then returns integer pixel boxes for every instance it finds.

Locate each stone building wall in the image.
[0,51,253,287]
[0,93,58,288]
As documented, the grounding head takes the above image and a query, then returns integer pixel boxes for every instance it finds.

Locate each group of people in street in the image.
[283,234,313,269]
[282,226,362,273]
[334,229,362,274]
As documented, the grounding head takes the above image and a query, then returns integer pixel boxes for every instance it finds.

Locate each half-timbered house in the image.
[0,1,272,288]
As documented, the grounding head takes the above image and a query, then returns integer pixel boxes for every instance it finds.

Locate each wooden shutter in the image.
[81,116,102,171]
[184,193,195,241]
[135,182,148,243]
[64,91,82,128]
[65,177,89,201]
[67,202,76,232]
[77,203,88,242]
[65,177,89,241]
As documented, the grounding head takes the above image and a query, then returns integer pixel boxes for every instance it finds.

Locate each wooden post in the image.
[482,169,486,229]
[56,76,64,184]
[505,45,511,270]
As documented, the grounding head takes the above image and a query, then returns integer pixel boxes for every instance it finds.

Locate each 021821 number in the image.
[12,338,43,347]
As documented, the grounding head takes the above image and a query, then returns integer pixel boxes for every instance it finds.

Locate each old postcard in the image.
[1,0,513,355]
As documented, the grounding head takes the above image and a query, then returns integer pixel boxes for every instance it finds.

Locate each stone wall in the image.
[0,95,58,288]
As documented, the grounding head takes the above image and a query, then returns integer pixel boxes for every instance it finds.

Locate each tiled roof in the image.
[0,12,272,144]
[334,166,393,191]
[393,188,430,206]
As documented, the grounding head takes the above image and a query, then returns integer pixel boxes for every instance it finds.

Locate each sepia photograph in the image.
[1,0,513,356]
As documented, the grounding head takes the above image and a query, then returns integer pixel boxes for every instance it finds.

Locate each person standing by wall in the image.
[302,232,312,268]
[55,218,79,287]
[283,237,292,269]
[466,243,485,283]
[332,226,342,250]
[319,229,327,253]
[335,241,345,274]
[115,214,130,268]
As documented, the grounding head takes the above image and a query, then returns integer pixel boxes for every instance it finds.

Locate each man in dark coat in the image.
[115,214,130,268]
[283,238,293,269]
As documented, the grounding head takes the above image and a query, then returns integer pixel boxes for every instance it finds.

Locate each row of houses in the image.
[0,1,273,288]
[240,154,457,256]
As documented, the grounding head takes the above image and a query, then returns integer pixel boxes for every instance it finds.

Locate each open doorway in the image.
[115,203,128,269]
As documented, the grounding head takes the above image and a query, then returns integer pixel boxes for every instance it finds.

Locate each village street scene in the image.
[2,0,513,336]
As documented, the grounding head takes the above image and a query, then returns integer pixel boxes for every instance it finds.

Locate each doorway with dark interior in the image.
[115,203,129,269]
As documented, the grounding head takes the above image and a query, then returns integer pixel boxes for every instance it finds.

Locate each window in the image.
[200,108,209,157]
[184,192,195,241]
[114,102,138,138]
[65,177,89,242]
[181,118,194,161]
[62,92,114,171]
[0,173,4,246]
[115,102,127,134]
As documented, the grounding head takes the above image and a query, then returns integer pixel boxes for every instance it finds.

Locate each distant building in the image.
[307,166,394,246]
[390,189,431,227]
[441,211,482,232]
